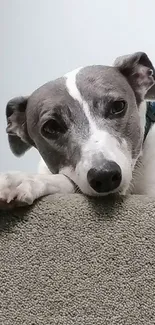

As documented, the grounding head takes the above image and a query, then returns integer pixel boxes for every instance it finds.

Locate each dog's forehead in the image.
[76,65,133,101]
[28,65,132,111]
[65,65,131,101]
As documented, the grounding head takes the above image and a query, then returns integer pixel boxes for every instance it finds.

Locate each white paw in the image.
[0,172,36,207]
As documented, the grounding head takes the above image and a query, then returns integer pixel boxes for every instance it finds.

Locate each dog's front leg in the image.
[0,172,75,208]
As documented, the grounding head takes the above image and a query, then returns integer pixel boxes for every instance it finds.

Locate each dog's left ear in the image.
[114,52,155,103]
[6,96,34,156]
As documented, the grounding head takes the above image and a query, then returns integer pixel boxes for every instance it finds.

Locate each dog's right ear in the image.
[6,96,34,156]
[114,52,155,103]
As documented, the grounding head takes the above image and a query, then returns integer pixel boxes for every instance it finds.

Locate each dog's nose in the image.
[87,161,122,193]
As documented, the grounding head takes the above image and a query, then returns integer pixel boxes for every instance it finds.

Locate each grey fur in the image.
[26,78,89,173]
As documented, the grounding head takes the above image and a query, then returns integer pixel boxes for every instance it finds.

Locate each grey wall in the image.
[0,0,154,172]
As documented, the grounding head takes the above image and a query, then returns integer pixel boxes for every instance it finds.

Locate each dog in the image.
[1,51,155,207]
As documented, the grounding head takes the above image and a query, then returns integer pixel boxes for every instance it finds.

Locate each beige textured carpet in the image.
[0,194,155,325]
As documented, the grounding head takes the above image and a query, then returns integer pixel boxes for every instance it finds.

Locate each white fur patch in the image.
[38,158,51,174]
[0,171,75,207]
[139,101,147,137]
[65,67,97,132]
[132,122,155,195]
[65,67,83,103]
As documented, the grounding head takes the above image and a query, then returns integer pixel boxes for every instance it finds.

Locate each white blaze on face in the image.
[63,68,132,195]
[65,67,98,132]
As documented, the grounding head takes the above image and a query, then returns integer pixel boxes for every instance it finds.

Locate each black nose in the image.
[87,161,122,193]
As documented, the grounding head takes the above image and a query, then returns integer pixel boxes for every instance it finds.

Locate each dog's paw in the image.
[0,172,36,208]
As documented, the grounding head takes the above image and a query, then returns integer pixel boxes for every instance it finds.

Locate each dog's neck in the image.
[139,101,147,139]
[131,102,147,171]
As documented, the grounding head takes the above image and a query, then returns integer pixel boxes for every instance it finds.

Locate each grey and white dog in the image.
[1,51,155,207]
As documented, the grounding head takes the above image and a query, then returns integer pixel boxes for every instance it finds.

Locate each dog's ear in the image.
[6,96,34,156]
[114,52,155,103]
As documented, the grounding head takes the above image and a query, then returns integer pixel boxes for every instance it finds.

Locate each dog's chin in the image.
[75,182,130,197]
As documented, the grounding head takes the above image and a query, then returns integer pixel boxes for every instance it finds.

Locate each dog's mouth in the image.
[61,156,132,197]
[67,176,128,197]
[74,184,126,198]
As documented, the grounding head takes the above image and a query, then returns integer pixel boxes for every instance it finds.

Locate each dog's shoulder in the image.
[133,122,155,195]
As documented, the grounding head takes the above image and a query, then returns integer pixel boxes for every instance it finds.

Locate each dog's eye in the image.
[41,118,67,139]
[111,100,127,115]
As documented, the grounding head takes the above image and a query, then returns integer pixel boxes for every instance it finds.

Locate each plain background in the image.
[0,0,154,172]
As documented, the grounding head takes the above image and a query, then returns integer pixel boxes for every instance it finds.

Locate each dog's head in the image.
[6,52,155,196]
